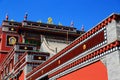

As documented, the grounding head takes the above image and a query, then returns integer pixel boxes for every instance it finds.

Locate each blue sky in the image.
[0,0,120,31]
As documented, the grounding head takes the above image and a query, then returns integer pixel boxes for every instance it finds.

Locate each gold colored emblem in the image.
[47,17,53,24]
[58,60,61,64]
[24,47,27,50]
[41,70,44,74]
[83,44,86,50]
[38,57,42,60]
[9,37,16,45]
[11,28,14,31]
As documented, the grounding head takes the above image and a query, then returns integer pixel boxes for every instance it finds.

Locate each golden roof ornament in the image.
[47,17,53,24]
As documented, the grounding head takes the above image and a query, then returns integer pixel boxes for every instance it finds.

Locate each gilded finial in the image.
[47,17,53,24]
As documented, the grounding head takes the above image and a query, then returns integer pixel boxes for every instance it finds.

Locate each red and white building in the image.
[0,13,120,80]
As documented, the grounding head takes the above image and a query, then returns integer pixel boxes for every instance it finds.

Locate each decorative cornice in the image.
[0,50,9,53]
[26,13,120,80]
[49,40,120,79]
[26,27,106,79]
[29,14,118,74]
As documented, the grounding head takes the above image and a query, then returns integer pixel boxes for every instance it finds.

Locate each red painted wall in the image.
[0,33,11,51]
[0,32,22,51]
[18,71,25,80]
[0,53,7,64]
[57,61,108,80]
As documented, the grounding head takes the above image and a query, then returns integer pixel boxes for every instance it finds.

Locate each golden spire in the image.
[47,17,53,24]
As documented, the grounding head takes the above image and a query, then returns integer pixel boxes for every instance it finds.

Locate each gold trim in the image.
[58,60,61,64]
[11,28,14,31]
[24,46,27,50]
[38,57,42,60]
[83,44,86,50]
[41,70,44,74]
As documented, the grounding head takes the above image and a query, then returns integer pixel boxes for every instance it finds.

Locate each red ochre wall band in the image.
[27,29,106,80]
[48,41,120,78]
[58,30,105,65]
[57,61,108,80]
[18,71,25,80]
